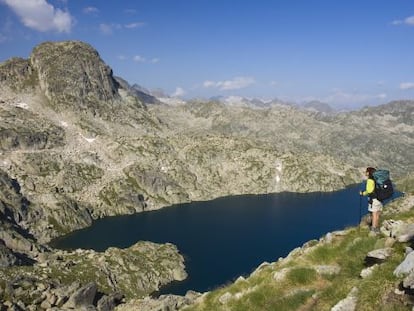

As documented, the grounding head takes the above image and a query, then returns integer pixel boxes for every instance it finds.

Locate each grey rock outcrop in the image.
[0,103,65,151]
[97,293,124,311]
[63,282,97,309]
[402,272,414,291]
[0,57,37,91]
[0,240,21,267]
[0,169,46,262]
[387,221,414,243]
[330,287,358,311]
[30,41,120,113]
[0,241,185,310]
[365,248,393,264]
[394,250,414,277]
[115,291,202,311]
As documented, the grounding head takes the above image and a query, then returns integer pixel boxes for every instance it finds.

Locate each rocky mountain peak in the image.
[28,40,120,112]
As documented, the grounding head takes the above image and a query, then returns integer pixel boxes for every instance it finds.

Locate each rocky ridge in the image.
[148,100,414,177]
[0,40,413,309]
[0,241,186,310]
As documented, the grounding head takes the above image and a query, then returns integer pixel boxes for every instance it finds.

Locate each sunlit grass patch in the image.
[270,289,315,311]
[226,284,314,311]
[286,267,317,285]
[308,243,340,264]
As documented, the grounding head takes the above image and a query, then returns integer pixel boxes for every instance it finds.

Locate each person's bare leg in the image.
[372,211,379,229]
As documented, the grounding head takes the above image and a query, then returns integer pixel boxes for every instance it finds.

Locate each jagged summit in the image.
[30,40,120,112]
[0,40,150,116]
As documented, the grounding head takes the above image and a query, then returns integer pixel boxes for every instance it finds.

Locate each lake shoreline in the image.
[52,184,364,295]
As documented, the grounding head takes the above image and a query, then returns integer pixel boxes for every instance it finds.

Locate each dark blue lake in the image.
[52,184,367,295]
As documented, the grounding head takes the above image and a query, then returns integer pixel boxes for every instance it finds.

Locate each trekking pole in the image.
[358,193,362,229]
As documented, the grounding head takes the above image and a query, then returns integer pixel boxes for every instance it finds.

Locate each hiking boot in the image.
[369,227,381,237]
[369,230,377,237]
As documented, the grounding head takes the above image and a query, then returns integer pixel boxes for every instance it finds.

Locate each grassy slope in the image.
[184,177,414,311]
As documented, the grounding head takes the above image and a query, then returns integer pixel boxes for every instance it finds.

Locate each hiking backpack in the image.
[372,169,394,202]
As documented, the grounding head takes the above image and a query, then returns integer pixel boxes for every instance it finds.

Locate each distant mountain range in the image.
[121,82,338,114]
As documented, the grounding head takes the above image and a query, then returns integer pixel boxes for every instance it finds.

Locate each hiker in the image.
[359,167,382,234]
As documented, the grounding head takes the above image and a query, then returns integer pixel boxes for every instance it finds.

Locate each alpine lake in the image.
[52,184,373,296]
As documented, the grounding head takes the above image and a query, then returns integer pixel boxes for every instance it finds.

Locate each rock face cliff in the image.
[30,41,120,114]
[0,40,413,309]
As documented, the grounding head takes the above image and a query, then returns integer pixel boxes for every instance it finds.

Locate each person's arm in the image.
[361,179,375,196]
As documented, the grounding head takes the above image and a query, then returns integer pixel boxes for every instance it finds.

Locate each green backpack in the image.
[372,169,394,202]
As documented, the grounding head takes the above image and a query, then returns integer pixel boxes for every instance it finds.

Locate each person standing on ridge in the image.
[360,167,383,234]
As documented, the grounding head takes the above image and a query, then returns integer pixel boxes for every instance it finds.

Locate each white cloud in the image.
[2,0,73,33]
[220,77,255,90]
[172,87,185,97]
[377,93,387,99]
[99,21,145,34]
[203,76,255,91]
[99,23,113,35]
[400,82,414,90]
[392,15,414,26]
[203,80,216,88]
[124,22,145,29]
[405,16,414,25]
[132,55,159,64]
[133,55,146,62]
[99,23,122,35]
[83,7,99,15]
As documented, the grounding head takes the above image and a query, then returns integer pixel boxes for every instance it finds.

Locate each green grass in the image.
[286,267,317,285]
[308,243,339,264]
[47,215,68,234]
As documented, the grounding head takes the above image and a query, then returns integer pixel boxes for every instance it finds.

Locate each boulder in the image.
[331,287,358,311]
[381,219,414,242]
[360,264,378,279]
[365,248,393,265]
[63,282,97,309]
[394,251,414,277]
[402,271,414,291]
[97,293,123,311]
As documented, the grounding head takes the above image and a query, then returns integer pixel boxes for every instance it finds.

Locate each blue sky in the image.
[0,0,414,108]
